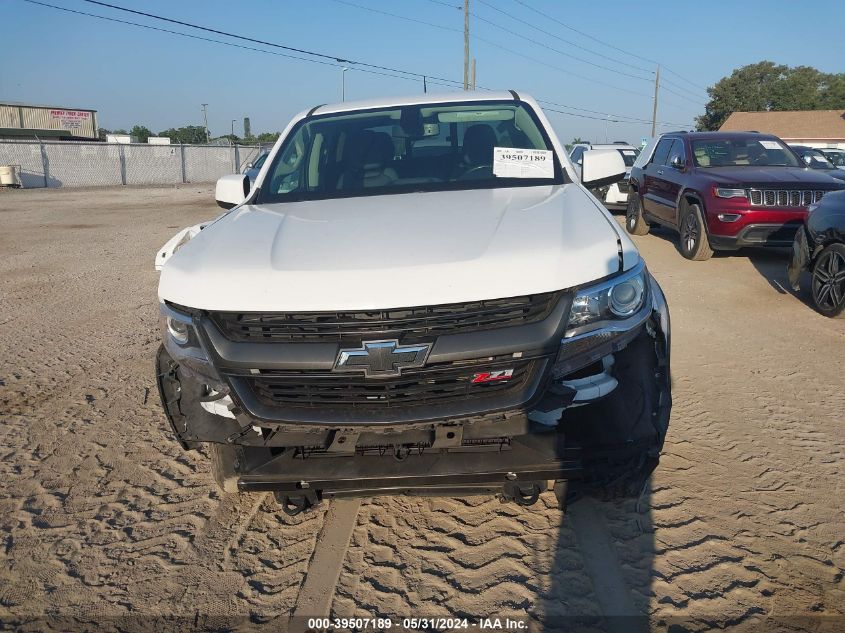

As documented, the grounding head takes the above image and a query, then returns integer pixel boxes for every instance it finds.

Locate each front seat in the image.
[454,124,497,179]
[337,131,398,190]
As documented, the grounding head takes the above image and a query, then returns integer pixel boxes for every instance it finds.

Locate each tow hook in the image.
[274,489,321,516]
[501,481,541,506]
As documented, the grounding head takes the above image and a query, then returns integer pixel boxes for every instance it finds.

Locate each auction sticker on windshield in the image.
[493,147,554,178]
[759,140,782,150]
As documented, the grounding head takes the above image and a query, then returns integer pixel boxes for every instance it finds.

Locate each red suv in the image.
[626,131,845,260]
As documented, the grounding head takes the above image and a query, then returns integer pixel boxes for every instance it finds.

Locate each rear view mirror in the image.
[215,174,250,209]
[581,149,627,188]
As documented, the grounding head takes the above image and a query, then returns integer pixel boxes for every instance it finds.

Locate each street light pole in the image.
[341,67,349,101]
[201,103,210,143]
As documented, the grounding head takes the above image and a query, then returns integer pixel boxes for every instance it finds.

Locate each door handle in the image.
[656,169,664,175]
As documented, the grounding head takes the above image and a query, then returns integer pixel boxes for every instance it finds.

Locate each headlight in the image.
[714,187,747,199]
[160,302,223,387]
[566,261,648,336]
[166,316,190,344]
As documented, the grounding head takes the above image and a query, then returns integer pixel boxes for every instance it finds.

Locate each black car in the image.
[790,145,845,183]
[788,190,845,317]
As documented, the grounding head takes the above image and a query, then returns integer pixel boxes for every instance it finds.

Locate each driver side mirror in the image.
[246,162,254,169]
[581,149,627,188]
[670,154,685,170]
[215,174,250,209]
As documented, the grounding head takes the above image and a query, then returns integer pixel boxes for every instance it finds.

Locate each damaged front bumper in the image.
[156,273,671,497]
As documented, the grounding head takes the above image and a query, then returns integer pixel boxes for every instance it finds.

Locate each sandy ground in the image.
[0,185,843,632]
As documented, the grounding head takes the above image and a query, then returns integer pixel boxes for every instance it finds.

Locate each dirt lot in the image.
[1,185,843,632]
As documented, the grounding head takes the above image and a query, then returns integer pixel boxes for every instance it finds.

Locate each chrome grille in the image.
[748,189,825,207]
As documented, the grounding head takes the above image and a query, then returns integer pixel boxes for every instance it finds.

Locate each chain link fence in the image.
[0,140,273,189]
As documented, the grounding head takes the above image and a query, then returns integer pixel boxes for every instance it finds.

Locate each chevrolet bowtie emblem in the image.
[333,340,431,377]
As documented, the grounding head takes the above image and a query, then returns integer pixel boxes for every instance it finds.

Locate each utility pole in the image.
[463,0,470,90]
[651,65,660,138]
[201,103,210,143]
[341,67,349,101]
[471,58,476,91]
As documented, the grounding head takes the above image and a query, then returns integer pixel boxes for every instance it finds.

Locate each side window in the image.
[668,139,686,166]
[651,138,674,166]
[570,146,585,164]
[253,153,267,169]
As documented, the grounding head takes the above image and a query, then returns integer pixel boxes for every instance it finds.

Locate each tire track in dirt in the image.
[2,187,843,632]
[0,187,326,630]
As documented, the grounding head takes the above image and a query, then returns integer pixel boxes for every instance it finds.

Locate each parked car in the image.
[242,151,269,186]
[790,145,845,182]
[817,148,845,170]
[788,190,845,318]
[570,142,639,210]
[626,131,845,260]
[153,91,671,514]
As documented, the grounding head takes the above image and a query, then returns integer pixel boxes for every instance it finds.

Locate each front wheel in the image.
[811,243,845,318]
[625,193,649,235]
[678,203,713,261]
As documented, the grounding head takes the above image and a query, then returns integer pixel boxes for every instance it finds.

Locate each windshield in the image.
[691,138,801,168]
[257,100,563,203]
[823,151,845,167]
[802,149,836,170]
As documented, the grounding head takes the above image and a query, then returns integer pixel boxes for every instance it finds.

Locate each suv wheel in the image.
[625,193,649,235]
[811,243,845,318]
[679,203,713,261]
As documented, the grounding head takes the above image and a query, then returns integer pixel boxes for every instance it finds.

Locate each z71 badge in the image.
[470,369,514,384]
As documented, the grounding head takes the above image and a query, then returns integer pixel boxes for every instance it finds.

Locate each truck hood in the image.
[701,166,845,187]
[158,185,630,311]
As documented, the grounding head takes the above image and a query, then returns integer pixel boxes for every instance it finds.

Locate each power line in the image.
[469,10,653,81]
[472,0,653,75]
[81,0,465,87]
[19,0,462,90]
[537,99,691,127]
[327,0,656,99]
[23,0,689,131]
[333,0,652,84]
[510,0,709,93]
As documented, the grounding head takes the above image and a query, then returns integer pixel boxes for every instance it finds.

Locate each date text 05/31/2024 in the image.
[306,617,528,630]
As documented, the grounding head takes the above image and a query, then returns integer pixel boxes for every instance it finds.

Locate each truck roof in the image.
[312,90,520,116]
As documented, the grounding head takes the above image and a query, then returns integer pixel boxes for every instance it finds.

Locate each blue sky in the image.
[3,0,843,144]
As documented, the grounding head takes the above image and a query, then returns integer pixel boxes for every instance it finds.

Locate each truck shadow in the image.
[535,485,654,632]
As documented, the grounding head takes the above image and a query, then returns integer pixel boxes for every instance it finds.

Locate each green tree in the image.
[254,132,280,143]
[129,125,152,143]
[157,125,208,144]
[697,61,845,131]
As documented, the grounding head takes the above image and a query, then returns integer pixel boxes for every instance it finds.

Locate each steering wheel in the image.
[457,164,493,181]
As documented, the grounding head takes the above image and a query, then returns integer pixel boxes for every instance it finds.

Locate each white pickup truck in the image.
[155,91,671,515]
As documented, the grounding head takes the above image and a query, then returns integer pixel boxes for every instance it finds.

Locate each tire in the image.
[210,443,239,493]
[678,202,713,261]
[810,242,845,318]
[625,192,649,235]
